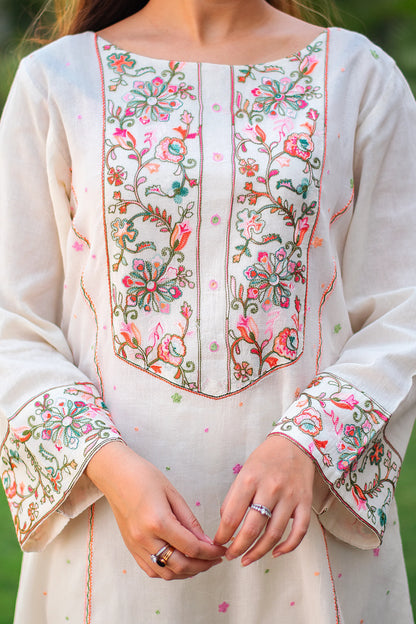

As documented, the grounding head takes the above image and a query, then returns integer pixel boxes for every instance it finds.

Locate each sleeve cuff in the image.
[1,382,124,551]
[269,372,401,548]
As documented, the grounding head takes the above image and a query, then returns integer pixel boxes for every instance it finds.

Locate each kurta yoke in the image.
[0,27,415,623]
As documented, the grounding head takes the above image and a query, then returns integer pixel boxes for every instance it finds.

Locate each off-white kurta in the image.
[0,27,415,623]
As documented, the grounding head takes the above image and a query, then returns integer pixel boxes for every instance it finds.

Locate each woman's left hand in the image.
[214,435,315,566]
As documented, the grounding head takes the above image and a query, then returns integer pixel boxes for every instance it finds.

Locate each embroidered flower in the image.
[123,259,182,312]
[284,133,314,161]
[239,158,259,177]
[120,322,142,348]
[129,77,183,122]
[299,54,319,75]
[252,78,308,116]
[243,248,296,308]
[113,128,136,149]
[234,361,253,382]
[273,327,299,360]
[369,441,384,465]
[171,181,189,204]
[107,166,127,186]
[107,53,136,74]
[236,208,265,240]
[155,137,187,163]
[111,218,138,249]
[170,221,192,251]
[39,400,92,452]
[236,315,259,344]
[218,602,230,613]
[293,407,322,436]
[158,334,186,366]
[180,301,193,319]
[294,217,309,246]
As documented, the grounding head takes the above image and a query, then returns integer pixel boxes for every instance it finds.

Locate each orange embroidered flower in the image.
[170,222,192,251]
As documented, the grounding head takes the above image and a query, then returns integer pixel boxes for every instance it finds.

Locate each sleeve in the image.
[269,59,416,549]
[0,57,124,552]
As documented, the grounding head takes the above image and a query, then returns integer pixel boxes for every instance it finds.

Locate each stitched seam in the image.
[316,260,337,374]
[330,188,354,225]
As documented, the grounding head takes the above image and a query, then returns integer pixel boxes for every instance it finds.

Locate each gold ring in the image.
[158,545,175,567]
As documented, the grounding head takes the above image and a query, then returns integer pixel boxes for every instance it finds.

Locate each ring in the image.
[249,503,272,519]
[150,544,175,568]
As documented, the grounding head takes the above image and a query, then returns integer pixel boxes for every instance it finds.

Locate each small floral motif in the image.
[251,78,308,116]
[239,158,259,177]
[156,137,187,163]
[129,77,183,123]
[273,328,299,360]
[123,259,182,312]
[218,602,230,613]
[158,334,186,367]
[236,208,265,240]
[284,133,315,161]
[244,249,299,309]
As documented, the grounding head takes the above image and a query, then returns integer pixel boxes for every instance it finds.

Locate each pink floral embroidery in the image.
[284,133,314,161]
[218,602,230,613]
[156,137,187,163]
[157,334,186,367]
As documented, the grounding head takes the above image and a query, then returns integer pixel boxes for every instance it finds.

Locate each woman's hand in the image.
[214,435,315,566]
[86,442,225,580]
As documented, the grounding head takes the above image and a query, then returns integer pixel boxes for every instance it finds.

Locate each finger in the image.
[272,504,311,557]
[240,505,293,565]
[167,487,221,548]
[214,478,255,546]
[159,510,225,561]
[167,549,223,576]
[224,506,269,560]
[137,549,191,581]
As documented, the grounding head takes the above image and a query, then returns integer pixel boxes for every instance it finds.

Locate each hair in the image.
[31,0,337,44]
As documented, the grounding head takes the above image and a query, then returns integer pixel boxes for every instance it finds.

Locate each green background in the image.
[0,1,415,621]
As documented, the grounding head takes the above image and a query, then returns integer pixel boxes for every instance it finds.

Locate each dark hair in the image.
[32,0,336,43]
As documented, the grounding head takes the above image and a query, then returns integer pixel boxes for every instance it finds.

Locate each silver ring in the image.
[249,503,272,519]
[150,545,169,566]
[150,544,175,568]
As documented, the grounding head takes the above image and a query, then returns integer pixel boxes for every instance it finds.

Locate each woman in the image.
[0,0,415,621]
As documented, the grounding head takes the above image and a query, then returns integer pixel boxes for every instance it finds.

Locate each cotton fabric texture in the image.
[0,26,415,623]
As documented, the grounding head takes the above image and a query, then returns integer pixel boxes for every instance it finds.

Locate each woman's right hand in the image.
[86,442,225,580]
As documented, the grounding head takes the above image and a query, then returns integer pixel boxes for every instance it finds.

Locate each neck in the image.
[139,0,278,45]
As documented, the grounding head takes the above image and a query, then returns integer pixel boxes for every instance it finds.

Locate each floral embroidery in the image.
[98,35,325,397]
[0,383,122,546]
[271,372,399,539]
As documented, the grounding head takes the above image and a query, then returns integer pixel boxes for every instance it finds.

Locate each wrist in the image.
[85,440,128,491]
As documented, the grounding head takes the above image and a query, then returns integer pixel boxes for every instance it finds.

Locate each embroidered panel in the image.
[1,383,122,546]
[271,372,399,539]
[97,34,326,397]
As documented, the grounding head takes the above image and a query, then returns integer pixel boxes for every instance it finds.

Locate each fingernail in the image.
[202,534,215,545]
[241,558,251,567]
[272,551,281,558]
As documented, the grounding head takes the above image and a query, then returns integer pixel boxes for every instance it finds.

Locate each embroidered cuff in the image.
[1,382,123,549]
[269,372,400,546]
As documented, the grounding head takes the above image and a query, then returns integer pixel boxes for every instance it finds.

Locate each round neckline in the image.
[94,28,329,69]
